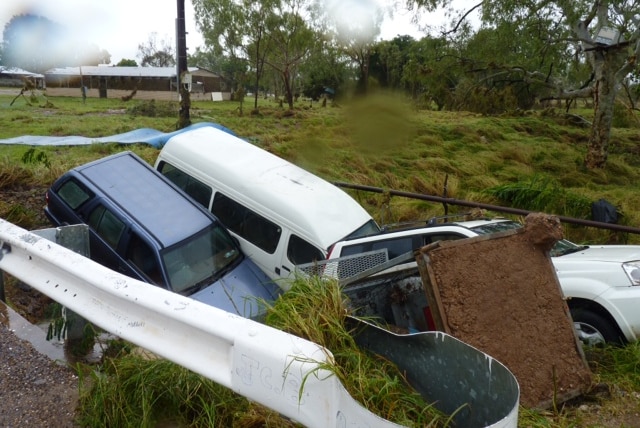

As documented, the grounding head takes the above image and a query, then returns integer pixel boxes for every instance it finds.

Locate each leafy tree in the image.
[310,0,384,96]
[193,0,280,110]
[370,36,414,90]
[116,59,138,67]
[299,41,351,100]
[264,0,317,109]
[408,0,640,168]
[401,35,460,109]
[137,33,175,67]
[189,47,247,96]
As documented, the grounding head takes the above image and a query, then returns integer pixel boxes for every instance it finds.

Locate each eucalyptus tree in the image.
[312,0,384,95]
[453,21,572,112]
[400,35,461,109]
[298,39,352,100]
[188,46,247,97]
[193,0,279,110]
[370,36,413,90]
[263,0,318,109]
[137,33,175,67]
[408,0,640,168]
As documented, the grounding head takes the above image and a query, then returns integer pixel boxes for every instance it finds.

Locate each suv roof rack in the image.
[425,212,482,226]
[381,212,483,231]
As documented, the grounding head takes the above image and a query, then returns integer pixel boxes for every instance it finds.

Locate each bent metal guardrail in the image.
[0,219,519,428]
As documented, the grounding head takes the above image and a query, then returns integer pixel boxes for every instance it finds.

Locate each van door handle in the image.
[281,265,291,273]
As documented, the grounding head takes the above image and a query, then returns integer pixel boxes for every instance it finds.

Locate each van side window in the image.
[212,193,282,254]
[127,233,163,285]
[87,205,126,249]
[287,235,324,265]
[57,178,93,210]
[157,162,212,208]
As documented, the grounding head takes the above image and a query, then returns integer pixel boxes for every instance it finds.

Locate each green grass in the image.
[76,277,448,427]
[76,351,297,428]
[3,90,640,426]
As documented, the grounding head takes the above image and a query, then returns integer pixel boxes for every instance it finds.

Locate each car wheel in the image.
[570,309,622,347]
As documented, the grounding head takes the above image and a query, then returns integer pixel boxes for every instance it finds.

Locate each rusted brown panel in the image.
[415,213,591,408]
[415,244,449,333]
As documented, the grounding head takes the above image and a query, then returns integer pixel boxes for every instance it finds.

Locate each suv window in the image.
[342,236,415,259]
[57,178,93,210]
[87,205,126,249]
[287,235,324,265]
[339,231,468,260]
[158,162,212,208]
[212,193,282,254]
[423,233,466,245]
[127,233,163,285]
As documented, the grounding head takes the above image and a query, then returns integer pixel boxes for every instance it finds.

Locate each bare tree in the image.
[137,33,176,67]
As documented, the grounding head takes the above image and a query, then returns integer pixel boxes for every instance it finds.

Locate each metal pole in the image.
[333,181,640,235]
[176,0,191,128]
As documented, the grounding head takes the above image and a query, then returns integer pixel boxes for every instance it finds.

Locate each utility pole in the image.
[176,0,191,128]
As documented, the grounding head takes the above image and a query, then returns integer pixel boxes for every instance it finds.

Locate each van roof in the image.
[74,151,213,247]
[158,126,375,250]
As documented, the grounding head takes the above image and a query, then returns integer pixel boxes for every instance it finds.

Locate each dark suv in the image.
[44,151,281,318]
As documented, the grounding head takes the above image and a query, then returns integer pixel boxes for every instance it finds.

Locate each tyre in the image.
[570,308,624,346]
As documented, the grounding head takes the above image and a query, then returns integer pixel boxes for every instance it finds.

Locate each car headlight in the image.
[622,261,640,286]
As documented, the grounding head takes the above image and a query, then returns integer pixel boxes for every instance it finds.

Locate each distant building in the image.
[44,66,231,101]
[0,67,45,89]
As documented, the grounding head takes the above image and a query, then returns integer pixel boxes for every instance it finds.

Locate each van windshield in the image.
[342,219,381,240]
[162,225,241,294]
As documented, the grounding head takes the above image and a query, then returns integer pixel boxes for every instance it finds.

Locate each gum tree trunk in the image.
[584,52,616,169]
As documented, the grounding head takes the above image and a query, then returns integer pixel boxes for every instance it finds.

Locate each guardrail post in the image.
[33,225,90,344]
[0,271,4,302]
[0,242,10,302]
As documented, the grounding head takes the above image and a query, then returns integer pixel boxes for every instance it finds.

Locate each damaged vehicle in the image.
[44,151,281,319]
[326,215,640,346]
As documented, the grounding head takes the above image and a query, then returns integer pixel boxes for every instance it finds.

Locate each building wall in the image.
[45,87,230,101]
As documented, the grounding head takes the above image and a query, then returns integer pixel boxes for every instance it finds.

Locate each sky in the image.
[0,0,437,65]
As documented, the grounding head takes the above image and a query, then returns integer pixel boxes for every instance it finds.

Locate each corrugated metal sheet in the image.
[0,66,44,78]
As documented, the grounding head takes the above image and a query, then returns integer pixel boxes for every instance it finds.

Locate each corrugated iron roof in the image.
[44,66,198,78]
[0,67,44,78]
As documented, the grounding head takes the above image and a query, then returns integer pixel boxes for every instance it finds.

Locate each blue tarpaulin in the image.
[0,122,235,148]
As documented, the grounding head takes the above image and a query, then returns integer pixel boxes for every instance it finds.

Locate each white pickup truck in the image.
[325,216,640,346]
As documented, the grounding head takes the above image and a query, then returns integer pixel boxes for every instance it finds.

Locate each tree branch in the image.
[443,1,484,36]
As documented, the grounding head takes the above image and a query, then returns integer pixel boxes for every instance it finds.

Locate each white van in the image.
[154,125,380,286]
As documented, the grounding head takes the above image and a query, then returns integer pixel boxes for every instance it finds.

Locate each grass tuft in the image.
[264,275,448,426]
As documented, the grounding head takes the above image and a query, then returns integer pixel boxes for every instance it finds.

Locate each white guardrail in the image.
[0,219,519,428]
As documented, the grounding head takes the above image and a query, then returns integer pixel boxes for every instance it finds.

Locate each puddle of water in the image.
[1,300,111,365]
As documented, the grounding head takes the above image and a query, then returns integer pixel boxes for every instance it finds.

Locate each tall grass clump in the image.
[485,175,592,218]
[264,275,448,427]
[587,342,640,390]
[76,353,299,427]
